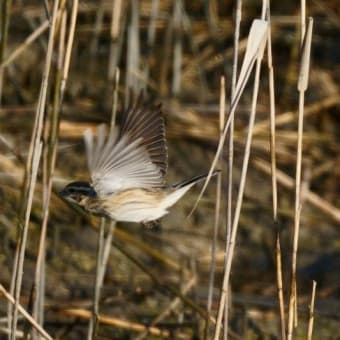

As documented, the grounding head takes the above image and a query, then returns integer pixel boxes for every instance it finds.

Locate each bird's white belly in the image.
[109,204,168,222]
[102,189,168,223]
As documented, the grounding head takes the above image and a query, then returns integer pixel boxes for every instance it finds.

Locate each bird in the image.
[59,93,218,226]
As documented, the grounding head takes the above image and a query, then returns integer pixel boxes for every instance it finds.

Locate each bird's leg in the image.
[141,219,161,230]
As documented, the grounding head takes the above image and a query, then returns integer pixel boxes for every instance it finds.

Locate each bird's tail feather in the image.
[163,170,220,209]
[171,170,220,189]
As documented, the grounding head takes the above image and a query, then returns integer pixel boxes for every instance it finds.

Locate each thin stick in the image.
[227,0,242,255]
[224,1,242,337]
[307,281,317,340]
[125,0,140,96]
[172,0,183,95]
[11,142,42,339]
[276,235,286,340]
[99,70,121,290]
[0,285,52,340]
[110,68,120,131]
[206,77,225,337]
[252,95,340,134]
[0,0,12,103]
[88,68,120,339]
[266,0,278,220]
[88,218,106,340]
[253,159,340,223]
[65,309,170,338]
[99,221,116,286]
[287,16,313,340]
[60,0,79,99]
[108,0,122,80]
[300,0,306,45]
[214,19,268,340]
[42,0,51,22]
[0,20,49,68]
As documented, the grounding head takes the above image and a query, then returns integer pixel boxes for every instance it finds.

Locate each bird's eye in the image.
[68,188,75,193]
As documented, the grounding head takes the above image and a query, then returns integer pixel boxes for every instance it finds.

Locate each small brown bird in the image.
[60,94,218,224]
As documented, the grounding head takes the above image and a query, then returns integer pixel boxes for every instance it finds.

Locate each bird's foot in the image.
[142,219,161,230]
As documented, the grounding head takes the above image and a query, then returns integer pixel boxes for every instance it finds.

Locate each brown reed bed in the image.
[0,1,340,339]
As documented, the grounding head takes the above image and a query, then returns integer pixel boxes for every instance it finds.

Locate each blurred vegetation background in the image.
[0,0,339,339]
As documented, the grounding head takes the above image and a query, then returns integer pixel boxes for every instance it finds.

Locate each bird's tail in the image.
[171,170,220,189]
[163,170,220,209]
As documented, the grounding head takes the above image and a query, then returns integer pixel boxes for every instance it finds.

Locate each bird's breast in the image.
[98,188,167,222]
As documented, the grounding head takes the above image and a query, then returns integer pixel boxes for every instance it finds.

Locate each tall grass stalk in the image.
[32,0,79,330]
[224,1,242,337]
[0,285,52,340]
[287,16,313,340]
[307,281,317,340]
[31,10,67,332]
[125,0,140,97]
[206,76,225,339]
[172,0,183,95]
[276,235,286,340]
[227,0,242,255]
[60,0,79,99]
[88,68,120,340]
[213,17,268,339]
[0,0,12,103]
[265,0,278,220]
[9,1,60,338]
[108,0,123,81]
[11,143,42,340]
[88,218,105,340]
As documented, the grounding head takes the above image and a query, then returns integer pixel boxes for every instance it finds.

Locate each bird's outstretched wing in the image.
[84,94,167,196]
[119,93,167,176]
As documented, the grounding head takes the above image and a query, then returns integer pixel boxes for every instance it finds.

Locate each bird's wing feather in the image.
[84,95,167,196]
[118,93,168,175]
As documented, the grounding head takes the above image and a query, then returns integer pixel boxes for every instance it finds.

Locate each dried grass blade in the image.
[307,281,317,340]
[287,17,313,339]
[0,285,52,340]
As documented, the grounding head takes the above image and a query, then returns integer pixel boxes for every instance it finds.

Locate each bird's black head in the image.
[59,181,97,203]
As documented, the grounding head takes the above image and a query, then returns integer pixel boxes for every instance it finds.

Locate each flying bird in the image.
[60,94,218,225]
